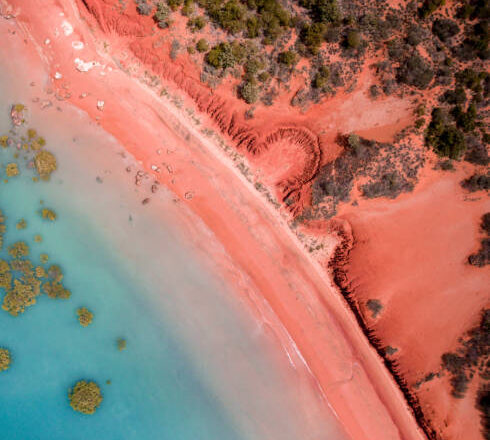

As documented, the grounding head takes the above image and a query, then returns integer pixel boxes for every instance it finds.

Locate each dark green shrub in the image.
[244,57,263,75]
[239,80,259,103]
[246,16,259,38]
[452,103,477,132]
[167,0,183,11]
[258,71,270,82]
[406,24,425,46]
[432,18,459,42]
[196,38,209,52]
[426,109,466,159]
[418,0,445,19]
[312,65,329,88]
[187,16,206,31]
[278,50,297,66]
[345,30,361,48]
[300,23,326,54]
[300,0,341,24]
[461,174,490,192]
[397,54,433,89]
[206,43,236,68]
[211,0,246,34]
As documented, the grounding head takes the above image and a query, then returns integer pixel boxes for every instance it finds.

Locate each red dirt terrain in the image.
[4,0,489,438]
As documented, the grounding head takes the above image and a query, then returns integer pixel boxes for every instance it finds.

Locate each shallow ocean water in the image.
[0,108,244,440]
[0,29,347,440]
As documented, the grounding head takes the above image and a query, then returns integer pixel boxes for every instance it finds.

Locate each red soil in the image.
[336,162,489,440]
[3,0,488,438]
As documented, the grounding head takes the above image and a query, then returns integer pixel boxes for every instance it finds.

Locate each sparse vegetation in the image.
[468,213,490,267]
[154,2,171,28]
[441,308,489,398]
[461,173,490,192]
[366,299,383,318]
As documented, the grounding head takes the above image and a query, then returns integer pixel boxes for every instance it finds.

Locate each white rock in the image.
[71,41,84,50]
[54,72,62,79]
[44,38,50,45]
[61,20,73,36]
[74,58,99,72]
[97,100,105,110]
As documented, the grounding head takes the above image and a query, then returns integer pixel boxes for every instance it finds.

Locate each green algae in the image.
[0,348,11,371]
[34,151,57,181]
[16,219,27,230]
[117,338,127,351]
[2,279,39,316]
[6,163,19,178]
[68,380,103,414]
[77,307,94,327]
[40,208,57,221]
[0,209,5,250]
[8,241,29,258]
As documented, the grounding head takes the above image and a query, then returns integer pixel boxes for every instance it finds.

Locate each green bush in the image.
[432,18,459,42]
[206,43,236,68]
[418,0,445,19]
[278,50,297,66]
[397,54,433,89]
[239,80,259,103]
[300,23,326,55]
[246,16,260,38]
[312,65,329,88]
[167,0,183,11]
[300,0,341,24]
[187,16,206,31]
[346,30,361,48]
[154,2,171,28]
[211,0,245,34]
[196,38,209,52]
[425,108,466,159]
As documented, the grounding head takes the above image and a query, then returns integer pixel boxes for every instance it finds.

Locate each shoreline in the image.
[2,2,428,439]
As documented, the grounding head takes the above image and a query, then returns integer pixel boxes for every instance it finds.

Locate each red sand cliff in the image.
[3,0,489,438]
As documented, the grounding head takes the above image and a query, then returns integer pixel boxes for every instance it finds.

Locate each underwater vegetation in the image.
[0,347,11,371]
[40,208,57,221]
[68,380,103,414]
[0,105,126,415]
[117,338,127,351]
[77,307,94,327]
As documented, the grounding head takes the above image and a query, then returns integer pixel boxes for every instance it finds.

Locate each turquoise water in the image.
[0,29,348,439]
[0,125,243,440]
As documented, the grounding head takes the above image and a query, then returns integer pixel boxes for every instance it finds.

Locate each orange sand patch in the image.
[2,0,429,439]
[338,163,489,440]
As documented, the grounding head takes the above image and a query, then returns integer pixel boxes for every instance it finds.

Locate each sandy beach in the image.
[0,0,435,438]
